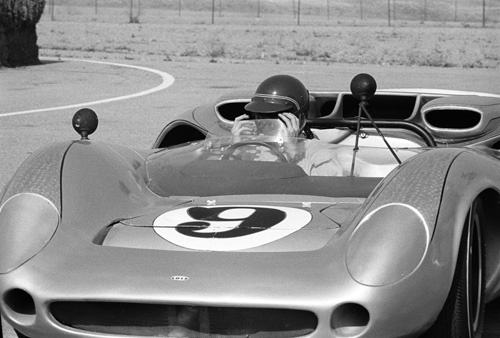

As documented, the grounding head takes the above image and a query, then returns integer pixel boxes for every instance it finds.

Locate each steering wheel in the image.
[221,141,288,162]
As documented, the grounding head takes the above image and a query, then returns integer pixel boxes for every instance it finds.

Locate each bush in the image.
[0,0,46,67]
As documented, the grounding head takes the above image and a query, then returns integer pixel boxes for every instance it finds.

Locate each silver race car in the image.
[2,74,500,338]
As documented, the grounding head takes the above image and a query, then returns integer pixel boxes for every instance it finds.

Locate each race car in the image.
[1,73,500,338]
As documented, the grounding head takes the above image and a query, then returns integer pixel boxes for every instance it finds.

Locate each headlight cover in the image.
[0,193,60,273]
[346,203,429,286]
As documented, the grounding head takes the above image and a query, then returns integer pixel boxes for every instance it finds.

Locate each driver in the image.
[231,74,354,176]
[232,74,313,139]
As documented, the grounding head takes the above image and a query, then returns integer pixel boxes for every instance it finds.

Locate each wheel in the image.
[222,141,288,162]
[424,199,485,338]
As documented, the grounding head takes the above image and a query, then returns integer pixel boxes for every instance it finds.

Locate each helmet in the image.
[244,75,309,128]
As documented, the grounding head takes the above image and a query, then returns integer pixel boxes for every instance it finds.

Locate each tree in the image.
[0,0,46,67]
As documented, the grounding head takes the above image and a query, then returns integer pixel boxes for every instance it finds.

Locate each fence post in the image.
[387,0,391,26]
[212,0,215,23]
[454,0,457,21]
[129,0,133,23]
[423,0,427,21]
[483,0,486,27]
[297,0,301,25]
[51,0,55,21]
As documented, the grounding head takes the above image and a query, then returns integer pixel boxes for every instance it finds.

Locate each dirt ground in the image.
[36,18,500,69]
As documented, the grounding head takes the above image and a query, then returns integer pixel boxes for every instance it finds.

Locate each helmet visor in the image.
[244,95,300,114]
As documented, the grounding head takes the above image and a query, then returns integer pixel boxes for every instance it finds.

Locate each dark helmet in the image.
[244,75,309,128]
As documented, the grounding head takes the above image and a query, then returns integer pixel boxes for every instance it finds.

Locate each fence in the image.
[43,0,499,27]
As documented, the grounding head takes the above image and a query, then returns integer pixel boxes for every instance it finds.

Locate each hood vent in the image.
[421,95,500,139]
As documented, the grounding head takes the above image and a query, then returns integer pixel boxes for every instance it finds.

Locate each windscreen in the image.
[144,120,421,198]
[203,119,419,177]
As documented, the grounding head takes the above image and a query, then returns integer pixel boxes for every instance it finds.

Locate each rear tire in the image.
[424,199,485,338]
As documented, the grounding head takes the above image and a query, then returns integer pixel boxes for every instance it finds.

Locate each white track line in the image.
[1,57,175,118]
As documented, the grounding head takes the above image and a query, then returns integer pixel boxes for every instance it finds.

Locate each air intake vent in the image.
[342,94,417,119]
[216,100,250,123]
[421,95,500,140]
[424,109,481,129]
[51,302,317,337]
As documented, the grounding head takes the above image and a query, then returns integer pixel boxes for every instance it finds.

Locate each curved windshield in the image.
[205,119,302,163]
[145,120,424,198]
[202,119,420,177]
[208,119,295,142]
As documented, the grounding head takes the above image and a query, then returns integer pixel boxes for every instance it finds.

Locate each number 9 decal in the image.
[154,205,312,251]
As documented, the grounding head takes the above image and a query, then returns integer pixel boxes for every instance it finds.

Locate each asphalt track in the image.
[1,58,500,337]
[3,59,175,117]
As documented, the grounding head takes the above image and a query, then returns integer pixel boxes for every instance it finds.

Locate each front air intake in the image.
[51,302,317,337]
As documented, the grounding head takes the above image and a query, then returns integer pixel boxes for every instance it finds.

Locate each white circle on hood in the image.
[153,205,312,251]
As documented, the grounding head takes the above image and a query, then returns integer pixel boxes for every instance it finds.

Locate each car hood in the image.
[98,195,363,253]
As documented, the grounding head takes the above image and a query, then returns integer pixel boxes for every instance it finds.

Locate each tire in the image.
[424,199,485,338]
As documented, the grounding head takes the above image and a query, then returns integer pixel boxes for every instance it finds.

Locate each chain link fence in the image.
[43,0,499,27]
